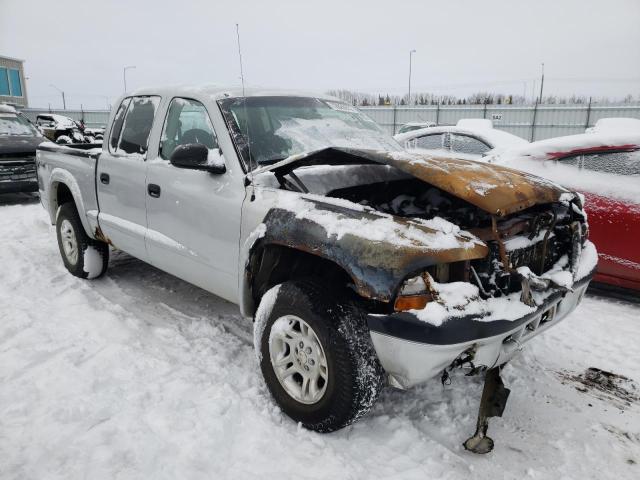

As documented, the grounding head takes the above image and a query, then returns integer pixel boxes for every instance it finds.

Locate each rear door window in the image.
[409,133,447,151]
[558,150,640,176]
[111,96,160,155]
[450,134,491,155]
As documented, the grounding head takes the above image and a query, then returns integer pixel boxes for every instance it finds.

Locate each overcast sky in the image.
[1,0,639,109]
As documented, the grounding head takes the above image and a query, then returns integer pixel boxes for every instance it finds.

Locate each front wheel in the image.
[254,280,384,432]
[56,202,109,279]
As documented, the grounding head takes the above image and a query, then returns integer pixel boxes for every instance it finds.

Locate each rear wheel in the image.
[56,202,109,279]
[255,280,384,432]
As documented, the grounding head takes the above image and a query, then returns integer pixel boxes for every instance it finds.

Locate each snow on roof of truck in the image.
[128,84,341,102]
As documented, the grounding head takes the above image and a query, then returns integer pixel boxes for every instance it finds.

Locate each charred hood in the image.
[263,147,571,217]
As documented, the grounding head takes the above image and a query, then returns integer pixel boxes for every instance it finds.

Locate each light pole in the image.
[123,65,136,93]
[49,84,66,110]
[538,63,545,103]
[408,49,416,105]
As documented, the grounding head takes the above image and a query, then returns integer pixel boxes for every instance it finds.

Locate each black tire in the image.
[255,280,384,432]
[56,202,109,279]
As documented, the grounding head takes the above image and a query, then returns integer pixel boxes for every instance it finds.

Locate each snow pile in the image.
[493,132,640,164]
[411,280,536,327]
[576,240,599,281]
[278,194,481,250]
[82,245,104,279]
[253,284,282,361]
[499,158,640,205]
[412,240,598,326]
[1,202,638,479]
[587,118,640,134]
[207,148,225,168]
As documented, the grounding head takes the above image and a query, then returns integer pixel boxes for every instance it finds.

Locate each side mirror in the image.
[169,143,226,174]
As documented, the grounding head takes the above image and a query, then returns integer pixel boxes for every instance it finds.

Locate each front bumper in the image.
[0,161,38,194]
[367,269,595,389]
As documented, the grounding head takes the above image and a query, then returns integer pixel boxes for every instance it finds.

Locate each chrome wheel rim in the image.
[269,315,329,405]
[60,219,78,265]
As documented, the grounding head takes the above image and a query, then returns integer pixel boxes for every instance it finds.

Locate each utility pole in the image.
[408,49,416,105]
[123,65,136,93]
[538,63,545,103]
[49,84,66,109]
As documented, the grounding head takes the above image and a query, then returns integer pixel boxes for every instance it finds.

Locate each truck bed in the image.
[36,142,103,239]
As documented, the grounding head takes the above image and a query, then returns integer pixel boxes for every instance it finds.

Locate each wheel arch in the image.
[48,169,93,238]
[240,241,363,319]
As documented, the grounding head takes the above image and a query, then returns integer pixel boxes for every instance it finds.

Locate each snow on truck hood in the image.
[255,147,572,217]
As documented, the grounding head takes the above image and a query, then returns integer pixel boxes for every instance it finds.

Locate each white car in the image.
[395,119,528,160]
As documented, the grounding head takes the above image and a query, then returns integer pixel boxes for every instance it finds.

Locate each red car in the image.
[492,126,640,295]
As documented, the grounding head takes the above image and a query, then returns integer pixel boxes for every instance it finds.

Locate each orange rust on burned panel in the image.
[382,154,568,217]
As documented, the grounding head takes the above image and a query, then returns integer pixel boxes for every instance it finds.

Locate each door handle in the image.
[99,173,110,184]
[147,183,161,198]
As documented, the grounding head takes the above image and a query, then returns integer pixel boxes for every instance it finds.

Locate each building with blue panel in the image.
[0,55,28,107]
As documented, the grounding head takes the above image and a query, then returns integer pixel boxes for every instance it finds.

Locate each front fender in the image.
[241,196,488,316]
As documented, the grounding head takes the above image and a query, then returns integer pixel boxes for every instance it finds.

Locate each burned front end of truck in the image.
[244,146,596,451]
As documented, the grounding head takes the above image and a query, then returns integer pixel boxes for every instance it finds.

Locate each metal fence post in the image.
[530,101,538,142]
[392,105,397,134]
[584,97,592,130]
[436,101,440,125]
[483,102,487,119]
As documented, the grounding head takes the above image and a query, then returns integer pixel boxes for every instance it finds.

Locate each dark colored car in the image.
[0,105,46,194]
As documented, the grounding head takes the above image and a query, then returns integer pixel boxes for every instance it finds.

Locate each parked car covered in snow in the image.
[36,87,597,451]
[395,118,528,160]
[489,130,640,295]
[0,104,46,194]
[35,114,97,144]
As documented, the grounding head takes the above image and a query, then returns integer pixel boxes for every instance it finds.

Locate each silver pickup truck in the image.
[37,86,597,451]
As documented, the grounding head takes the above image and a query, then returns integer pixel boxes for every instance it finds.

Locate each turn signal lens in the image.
[394,293,433,311]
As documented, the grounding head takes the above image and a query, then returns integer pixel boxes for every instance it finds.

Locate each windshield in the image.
[218,96,401,170]
[0,113,40,136]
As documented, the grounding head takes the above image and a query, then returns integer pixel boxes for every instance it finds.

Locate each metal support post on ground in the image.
[463,366,511,454]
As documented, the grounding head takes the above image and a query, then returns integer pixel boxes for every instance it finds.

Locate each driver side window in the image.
[160,98,218,160]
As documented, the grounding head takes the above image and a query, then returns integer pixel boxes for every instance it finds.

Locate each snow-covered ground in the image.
[1,195,639,480]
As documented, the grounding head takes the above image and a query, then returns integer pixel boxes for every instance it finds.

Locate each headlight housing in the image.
[394,273,435,311]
